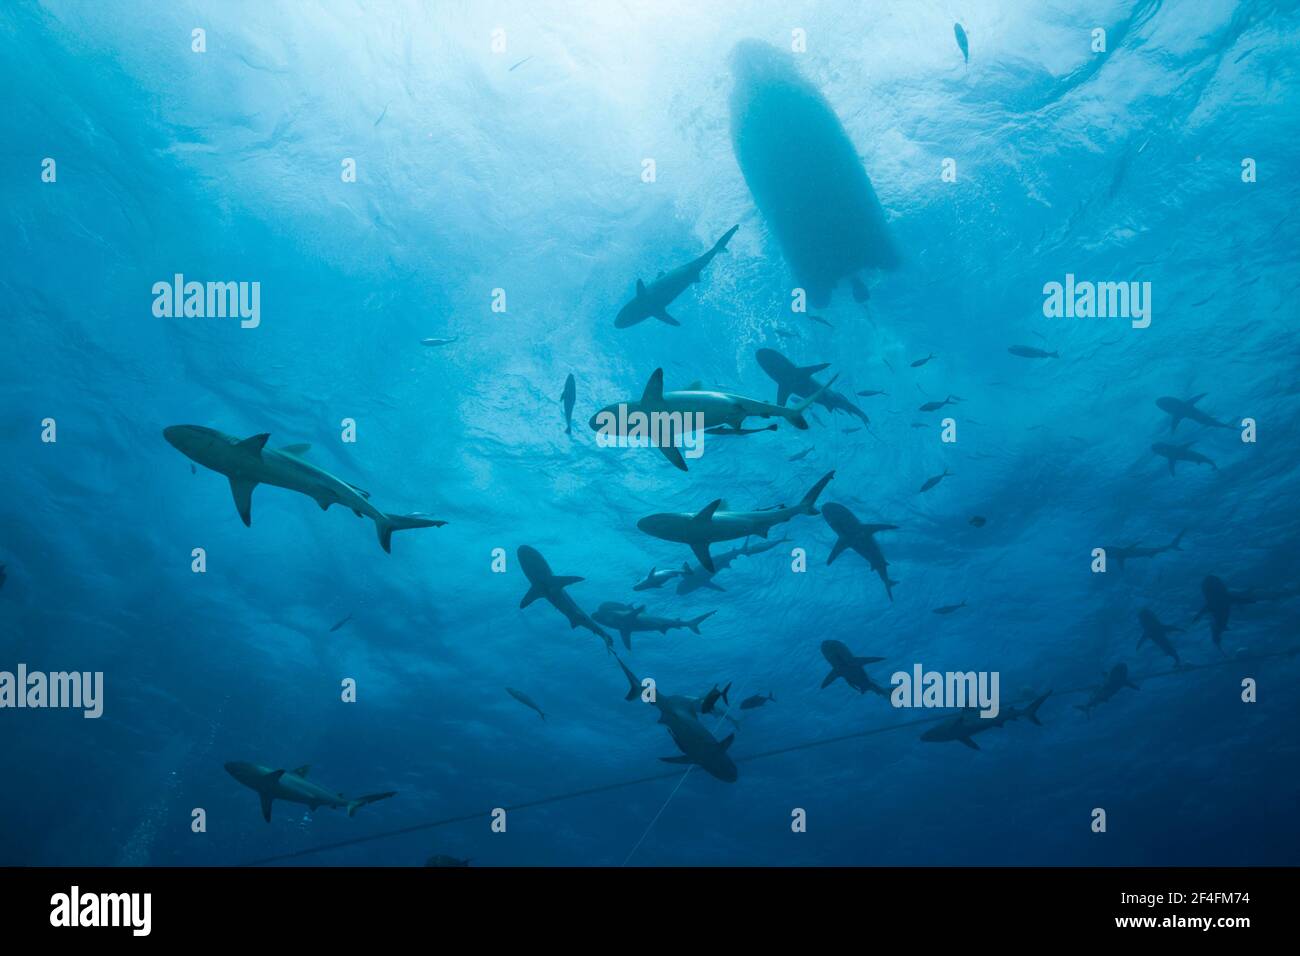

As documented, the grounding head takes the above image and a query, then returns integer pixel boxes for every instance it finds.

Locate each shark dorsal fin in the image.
[281,443,311,456]
[631,605,646,618]
[238,433,270,454]
[641,368,665,406]
[695,499,723,523]
[292,765,310,777]
[346,483,372,499]
[636,278,647,297]
[720,732,736,751]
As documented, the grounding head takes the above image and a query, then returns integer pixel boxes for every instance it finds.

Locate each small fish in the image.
[911,353,936,368]
[328,613,353,633]
[842,427,861,434]
[739,692,775,710]
[421,337,457,347]
[0,563,6,591]
[919,469,952,493]
[774,328,801,340]
[374,103,389,127]
[1008,345,1058,359]
[933,601,967,615]
[968,516,987,527]
[954,23,969,64]
[190,464,196,474]
[508,55,534,72]
[804,314,834,328]
[910,422,928,429]
[919,395,959,412]
[856,389,887,397]
[561,373,576,435]
[787,446,814,462]
[506,687,546,720]
[701,681,732,715]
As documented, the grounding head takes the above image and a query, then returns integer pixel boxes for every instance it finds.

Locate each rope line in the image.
[238,648,1293,866]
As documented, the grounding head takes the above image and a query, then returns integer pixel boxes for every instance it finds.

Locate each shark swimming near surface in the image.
[755,349,871,424]
[1156,394,1232,432]
[822,502,898,600]
[614,225,739,328]
[517,545,613,650]
[224,762,395,823]
[819,640,888,696]
[637,472,833,572]
[592,602,716,650]
[921,692,1053,751]
[162,426,446,553]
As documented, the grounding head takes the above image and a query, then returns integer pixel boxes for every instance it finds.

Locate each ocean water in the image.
[2,0,1298,867]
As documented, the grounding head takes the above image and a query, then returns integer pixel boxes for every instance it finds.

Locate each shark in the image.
[1103,530,1185,570]
[920,692,1052,751]
[755,348,871,423]
[819,639,888,696]
[1156,394,1232,432]
[592,603,716,650]
[676,535,789,595]
[637,472,833,572]
[615,658,739,781]
[163,426,446,553]
[1152,441,1217,475]
[1076,664,1139,718]
[517,546,612,650]
[224,762,396,823]
[1137,608,1183,665]
[615,225,739,328]
[633,564,689,591]
[822,502,898,601]
[590,368,833,471]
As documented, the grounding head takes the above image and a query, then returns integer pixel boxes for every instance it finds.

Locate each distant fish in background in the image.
[1152,441,1217,475]
[787,446,814,462]
[1137,609,1183,665]
[1076,664,1138,718]
[1103,530,1184,570]
[421,337,457,347]
[517,545,613,651]
[328,613,353,633]
[728,40,898,308]
[1156,394,1233,432]
[804,313,834,328]
[968,516,987,527]
[561,373,576,434]
[739,691,775,710]
[842,427,861,434]
[910,423,927,429]
[0,563,5,591]
[701,681,732,714]
[856,389,887,397]
[190,464,196,474]
[911,353,936,368]
[506,687,546,720]
[954,22,970,65]
[919,395,960,412]
[508,55,534,72]
[773,327,801,340]
[615,224,738,328]
[919,469,952,493]
[1008,345,1058,359]
[933,601,967,615]
[425,855,471,867]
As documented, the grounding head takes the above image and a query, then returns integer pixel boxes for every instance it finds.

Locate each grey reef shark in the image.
[224,761,395,823]
[592,602,716,650]
[163,426,445,552]
[921,692,1051,751]
[615,225,739,328]
[637,472,833,572]
[517,545,614,651]
[615,657,739,782]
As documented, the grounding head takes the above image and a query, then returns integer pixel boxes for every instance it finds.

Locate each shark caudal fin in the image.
[346,791,397,817]
[789,374,839,429]
[688,610,716,634]
[615,654,641,701]
[799,471,836,514]
[376,513,447,553]
[1023,691,1052,726]
[711,224,739,256]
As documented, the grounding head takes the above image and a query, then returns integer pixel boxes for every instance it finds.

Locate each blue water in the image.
[2,0,1298,867]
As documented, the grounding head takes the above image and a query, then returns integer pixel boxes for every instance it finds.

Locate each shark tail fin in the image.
[377,513,447,553]
[347,791,397,817]
[712,224,739,255]
[688,610,716,634]
[789,374,840,429]
[1023,691,1051,726]
[799,470,835,515]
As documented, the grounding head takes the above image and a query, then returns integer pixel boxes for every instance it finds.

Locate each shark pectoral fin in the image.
[228,477,258,527]
[853,656,886,665]
[552,575,584,589]
[636,278,647,297]
[520,584,545,609]
[660,444,688,471]
[659,755,693,765]
[775,385,792,407]
[690,541,716,573]
[620,630,632,650]
[820,670,838,689]
[720,732,735,751]
[959,736,980,751]
[654,310,680,326]
[827,537,849,565]
[259,792,274,822]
